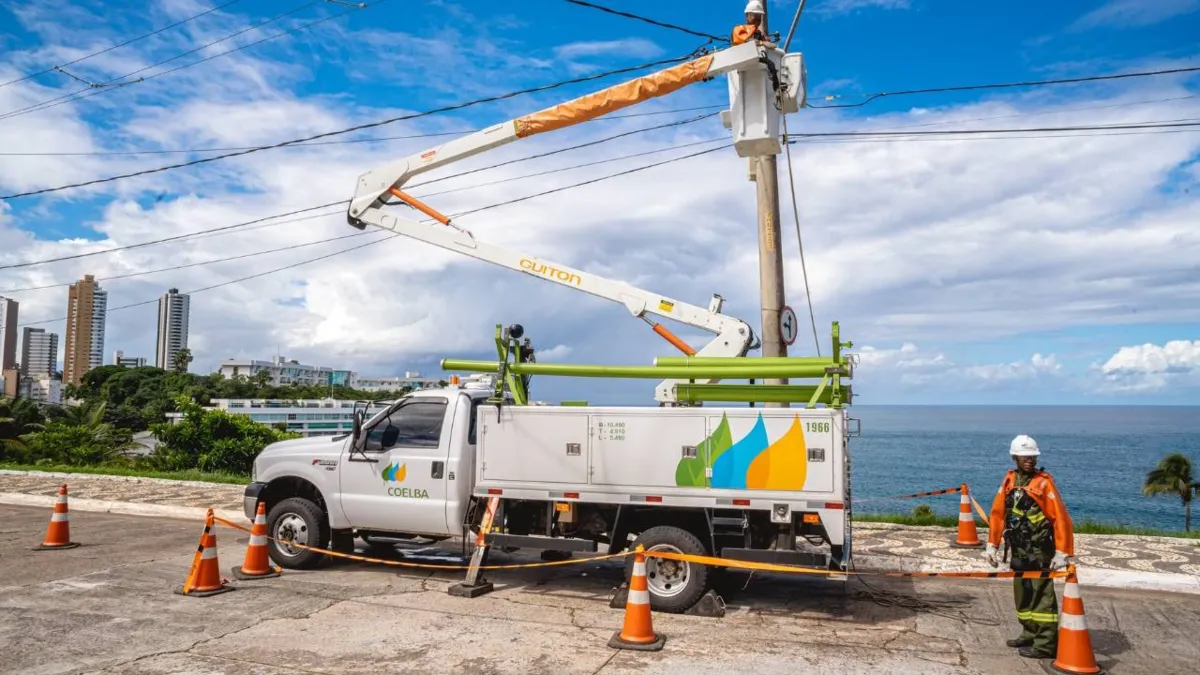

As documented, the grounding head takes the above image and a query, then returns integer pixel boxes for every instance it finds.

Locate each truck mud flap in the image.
[484,533,597,552]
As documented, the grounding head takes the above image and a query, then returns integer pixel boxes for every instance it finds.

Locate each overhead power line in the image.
[0,0,243,90]
[0,51,706,201]
[0,0,381,122]
[0,104,728,157]
[810,64,1200,109]
[785,119,1200,139]
[12,139,724,328]
[564,0,729,44]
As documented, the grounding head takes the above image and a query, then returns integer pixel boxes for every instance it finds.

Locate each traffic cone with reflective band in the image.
[33,484,80,550]
[950,483,984,548]
[608,545,665,651]
[232,501,281,580]
[175,509,234,597]
[1047,568,1104,675]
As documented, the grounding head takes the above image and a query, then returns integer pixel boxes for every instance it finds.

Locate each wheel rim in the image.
[644,543,689,598]
[273,513,309,557]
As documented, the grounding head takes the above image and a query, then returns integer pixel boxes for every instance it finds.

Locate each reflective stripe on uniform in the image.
[1029,612,1059,623]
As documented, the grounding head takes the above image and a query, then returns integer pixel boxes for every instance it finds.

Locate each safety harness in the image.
[1003,471,1056,571]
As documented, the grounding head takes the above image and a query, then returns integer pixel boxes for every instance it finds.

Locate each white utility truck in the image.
[244,372,852,612]
[244,32,859,613]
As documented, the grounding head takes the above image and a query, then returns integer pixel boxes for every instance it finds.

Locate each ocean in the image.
[848,406,1200,532]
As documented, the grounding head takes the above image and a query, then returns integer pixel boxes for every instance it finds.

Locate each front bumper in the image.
[244,482,267,520]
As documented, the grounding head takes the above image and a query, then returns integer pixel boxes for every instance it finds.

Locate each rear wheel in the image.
[624,525,710,613]
[266,496,329,569]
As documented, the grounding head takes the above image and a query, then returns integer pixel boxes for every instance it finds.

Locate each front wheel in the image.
[624,525,710,613]
[266,496,330,569]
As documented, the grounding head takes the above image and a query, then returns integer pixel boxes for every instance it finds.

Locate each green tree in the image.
[148,396,299,474]
[1144,453,1197,532]
[22,400,136,466]
[0,397,46,462]
[172,348,193,374]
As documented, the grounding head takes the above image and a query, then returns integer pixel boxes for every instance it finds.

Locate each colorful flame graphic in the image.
[675,413,808,490]
[381,462,407,483]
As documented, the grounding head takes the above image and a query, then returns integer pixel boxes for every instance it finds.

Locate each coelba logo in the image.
[381,462,429,499]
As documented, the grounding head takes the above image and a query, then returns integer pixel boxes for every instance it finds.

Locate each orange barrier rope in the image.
[210,515,1071,581]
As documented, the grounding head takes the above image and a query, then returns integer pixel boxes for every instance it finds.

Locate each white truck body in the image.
[246,382,854,612]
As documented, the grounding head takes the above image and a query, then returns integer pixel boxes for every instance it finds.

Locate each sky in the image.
[0,0,1198,406]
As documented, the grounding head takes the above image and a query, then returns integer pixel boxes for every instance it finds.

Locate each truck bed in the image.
[474,405,848,513]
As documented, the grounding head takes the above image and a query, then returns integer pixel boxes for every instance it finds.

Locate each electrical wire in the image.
[780,115,820,356]
[0,228,369,294]
[11,138,724,327]
[783,0,807,52]
[0,51,707,201]
[808,64,1200,109]
[563,0,728,43]
[0,0,243,90]
[0,104,728,157]
[0,0,379,123]
[784,119,1200,140]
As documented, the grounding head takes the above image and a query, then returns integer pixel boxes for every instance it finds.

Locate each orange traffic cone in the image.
[950,483,983,548]
[175,509,234,597]
[1047,568,1105,674]
[33,484,80,551]
[232,502,281,580]
[608,544,665,651]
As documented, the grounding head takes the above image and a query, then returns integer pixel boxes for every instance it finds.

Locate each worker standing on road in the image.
[984,434,1076,660]
[732,1,767,45]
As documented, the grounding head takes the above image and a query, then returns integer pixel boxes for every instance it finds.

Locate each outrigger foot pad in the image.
[448,580,494,598]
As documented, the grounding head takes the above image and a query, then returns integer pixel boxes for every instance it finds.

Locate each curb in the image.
[854,554,1200,596]
[0,468,241,491]
[0,492,246,525]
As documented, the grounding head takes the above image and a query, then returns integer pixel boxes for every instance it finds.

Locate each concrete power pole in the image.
[753,5,789,408]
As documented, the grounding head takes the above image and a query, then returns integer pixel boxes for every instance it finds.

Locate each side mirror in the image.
[381,425,400,448]
[352,408,364,441]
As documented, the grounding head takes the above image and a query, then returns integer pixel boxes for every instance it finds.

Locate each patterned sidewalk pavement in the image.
[4,469,1198,577]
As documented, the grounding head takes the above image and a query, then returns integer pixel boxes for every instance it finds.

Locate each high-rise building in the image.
[21,327,58,378]
[63,275,107,386]
[0,296,17,372]
[156,288,190,371]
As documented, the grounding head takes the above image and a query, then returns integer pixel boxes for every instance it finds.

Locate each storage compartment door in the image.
[591,414,709,488]
[479,410,590,485]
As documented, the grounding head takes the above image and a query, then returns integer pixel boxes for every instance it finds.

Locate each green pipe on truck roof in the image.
[439,359,842,380]
[652,356,838,368]
[672,383,848,405]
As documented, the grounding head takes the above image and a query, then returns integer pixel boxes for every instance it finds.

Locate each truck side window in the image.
[382,399,448,449]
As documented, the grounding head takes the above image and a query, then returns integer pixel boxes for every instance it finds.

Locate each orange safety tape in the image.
[970,495,990,524]
[210,515,1071,581]
[856,486,961,502]
[212,516,633,571]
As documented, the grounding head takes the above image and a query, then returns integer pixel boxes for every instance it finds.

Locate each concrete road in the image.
[1,505,1196,675]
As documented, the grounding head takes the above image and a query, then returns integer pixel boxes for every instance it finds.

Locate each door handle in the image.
[431,461,444,479]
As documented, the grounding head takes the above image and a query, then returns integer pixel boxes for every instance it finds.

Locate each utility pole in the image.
[752,4,789,408]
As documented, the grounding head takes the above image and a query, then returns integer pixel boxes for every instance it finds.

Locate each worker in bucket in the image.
[732,0,766,45]
[984,434,1076,660]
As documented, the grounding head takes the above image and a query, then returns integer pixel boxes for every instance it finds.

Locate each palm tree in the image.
[1143,453,1197,532]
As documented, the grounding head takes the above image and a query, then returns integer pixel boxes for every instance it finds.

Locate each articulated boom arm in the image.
[346,39,806,403]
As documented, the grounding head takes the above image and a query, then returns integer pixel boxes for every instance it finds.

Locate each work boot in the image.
[1006,637,1032,648]
[1018,646,1054,659]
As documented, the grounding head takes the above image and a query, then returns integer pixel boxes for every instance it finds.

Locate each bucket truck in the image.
[244,35,860,614]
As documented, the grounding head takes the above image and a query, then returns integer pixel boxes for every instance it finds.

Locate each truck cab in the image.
[244,379,493,569]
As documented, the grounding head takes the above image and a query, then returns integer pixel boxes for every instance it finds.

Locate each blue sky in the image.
[0,0,1199,405]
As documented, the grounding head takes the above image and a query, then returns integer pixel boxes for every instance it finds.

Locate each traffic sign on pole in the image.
[780,306,798,346]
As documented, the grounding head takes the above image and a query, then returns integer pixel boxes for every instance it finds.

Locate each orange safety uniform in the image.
[731,24,763,46]
[987,469,1074,557]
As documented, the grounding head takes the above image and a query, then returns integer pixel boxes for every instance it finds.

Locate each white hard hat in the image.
[745,0,765,15]
[1009,434,1040,457]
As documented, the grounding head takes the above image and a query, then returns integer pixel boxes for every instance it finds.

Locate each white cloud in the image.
[1096,340,1200,392]
[1,4,1199,404]
[553,39,663,61]
[1070,0,1200,30]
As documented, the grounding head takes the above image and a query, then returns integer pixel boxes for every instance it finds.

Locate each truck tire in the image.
[266,496,329,570]
[624,525,710,613]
